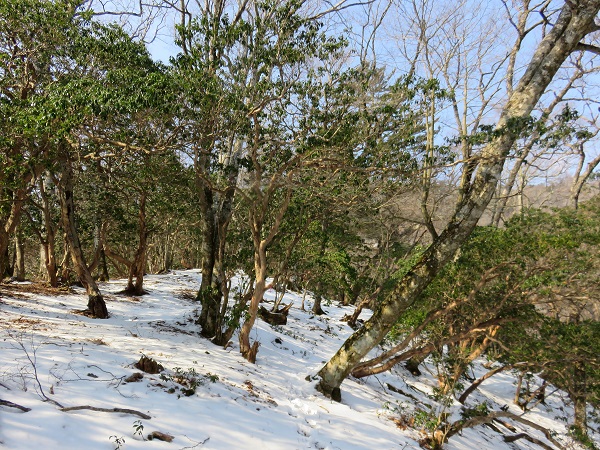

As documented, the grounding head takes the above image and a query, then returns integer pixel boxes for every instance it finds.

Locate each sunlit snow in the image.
[0,270,597,449]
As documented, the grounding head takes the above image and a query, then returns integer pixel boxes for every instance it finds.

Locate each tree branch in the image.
[0,399,31,412]
[308,0,375,20]
[574,42,600,56]
[446,411,564,449]
[61,405,151,419]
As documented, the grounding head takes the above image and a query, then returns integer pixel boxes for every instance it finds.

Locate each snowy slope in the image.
[0,270,597,450]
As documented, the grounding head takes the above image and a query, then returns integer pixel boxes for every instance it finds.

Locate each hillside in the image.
[1,271,598,450]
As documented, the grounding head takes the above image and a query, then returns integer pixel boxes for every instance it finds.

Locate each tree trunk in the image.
[26,175,59,286]
[301,287,307,311]
[162,236,173,272]
[126,193,148,296]
[43,237,59,288]
[41,178,59,286]
[97,248,110,281]
[0,189,27,279]
[491,148,530,226]
[346,287,380,328]
[569,145,600,209]
[514,371,524,405]
[312,223,329,316]
[212,278,233,346]
[316,1,600,400]
[57,157,108,318]
[39,244,46,278]
[196,185,221,338]
[312,291,325,315]
[59,236,71,282]
[239,243,267,363]
[14,227,25,280]
[14,227,25,281]
[405,354,425,376]
[213,276,253,346]
[195,158,238,339]
[571,363,588,437]
[0,228,10,279]
[271,281,287,311]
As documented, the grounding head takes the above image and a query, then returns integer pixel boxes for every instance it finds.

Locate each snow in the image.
[0,270,597,450]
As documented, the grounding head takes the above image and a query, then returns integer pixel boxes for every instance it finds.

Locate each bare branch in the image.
[0,399,31,412]
[61,405,152,419]
[308,0,375,21]
[574,42,600,56]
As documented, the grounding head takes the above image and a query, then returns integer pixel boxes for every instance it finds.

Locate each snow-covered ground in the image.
[0,270,597,449]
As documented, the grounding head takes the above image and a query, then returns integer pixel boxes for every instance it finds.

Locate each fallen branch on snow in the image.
[0,399,31,412]
[504,432,554,450]
[446,411,564,450]
[60,405,151,419]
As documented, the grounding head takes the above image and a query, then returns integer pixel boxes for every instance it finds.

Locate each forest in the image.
[1,0,600,448]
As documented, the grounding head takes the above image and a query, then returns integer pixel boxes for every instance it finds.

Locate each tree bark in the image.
[0,229,9,279]
[97,248,110,282]
[25,175,59,286]
[59,235,72,282]
[571,362,588,437]
[238,176,292,362]
[39,175,59,286]
[195,139,240,339]
[312,291,326,315]
[14,227,26,281]
[317,1,600,399]
[196,183,222,338]
[345,293,375,329]
[312,222,329,316]
[126,193,148,295]
[57,156,108,318]
[0,189,27,279]
[239,242,267,363]
[43,233,59,288]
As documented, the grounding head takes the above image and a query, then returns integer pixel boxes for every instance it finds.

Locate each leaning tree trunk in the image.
[57,157,108,318]
[239,242,268,363]
[317,1,600,400]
